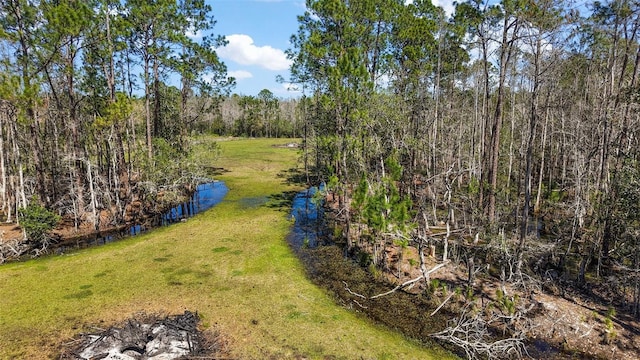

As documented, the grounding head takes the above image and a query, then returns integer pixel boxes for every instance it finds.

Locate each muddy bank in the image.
[297,244,454,347]
[0,181,228,262]
[286,187,640,360]
[287,187,455,354]
[57,181,229,248]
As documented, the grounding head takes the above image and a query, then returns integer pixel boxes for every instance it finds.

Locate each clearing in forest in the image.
[0,138,454,360]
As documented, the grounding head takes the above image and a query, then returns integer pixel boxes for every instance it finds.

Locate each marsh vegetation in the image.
[0,138,456,359]
[2,0,640,358]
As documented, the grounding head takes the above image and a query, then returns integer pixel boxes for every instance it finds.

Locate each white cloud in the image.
[405,0,455,17]
[283,82,300,92]
[433,0,456,16]
[299,1,320,20]
[217,34,292,71]
[271,83,301,97]
[228,70,254,80]
[186,29,203,39]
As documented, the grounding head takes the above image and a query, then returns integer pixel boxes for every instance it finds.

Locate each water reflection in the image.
[58,181,228,252]
[162,181,229,225]
[289,185,326,249]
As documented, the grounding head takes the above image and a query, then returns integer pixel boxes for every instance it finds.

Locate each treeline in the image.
[289,0,640,319]
[0,0,232,239]
[213,92,304,138]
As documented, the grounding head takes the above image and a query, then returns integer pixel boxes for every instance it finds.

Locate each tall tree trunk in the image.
[153,57,161,139]
[486,15,519,224]
[144,53,153,160]
[0,103,7,218]
[478,34,491,217]
[534,111,549,214]
[29,122,46,205]
[103,4,129,219]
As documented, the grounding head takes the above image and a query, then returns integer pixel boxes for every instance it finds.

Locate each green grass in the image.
[0,137,455,359]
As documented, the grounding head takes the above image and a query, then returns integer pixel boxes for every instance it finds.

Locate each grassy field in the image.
[0,138,455,359]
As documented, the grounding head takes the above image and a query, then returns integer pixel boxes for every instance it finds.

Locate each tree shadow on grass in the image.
[267,190,300,212]
[277,166,323,187]
[271,166,325,213]
[277,167,308,186]
[269,167,311,213]
[204,166,229,177]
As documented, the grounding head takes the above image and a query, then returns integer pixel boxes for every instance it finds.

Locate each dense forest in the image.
[0,0,235,252]
[286,0,640,357]
[2,0,640,357]
[0,0,308,254]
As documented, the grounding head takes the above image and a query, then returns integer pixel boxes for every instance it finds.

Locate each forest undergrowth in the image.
[0,138,455,360]
[315,180,640,360]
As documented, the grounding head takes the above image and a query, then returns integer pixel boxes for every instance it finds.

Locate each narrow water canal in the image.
[158,181,229,227]
[59,181,229,251]
[287,186,453,354]
[288,186,326,249]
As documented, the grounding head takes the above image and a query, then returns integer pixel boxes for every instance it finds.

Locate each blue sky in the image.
[207,0,305,98]
[207,0,459,98]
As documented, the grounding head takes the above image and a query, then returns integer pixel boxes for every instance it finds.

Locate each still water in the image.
[288,185,326,249]
[60,181,228,250]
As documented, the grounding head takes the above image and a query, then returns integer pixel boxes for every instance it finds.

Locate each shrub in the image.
[18,200,60,243]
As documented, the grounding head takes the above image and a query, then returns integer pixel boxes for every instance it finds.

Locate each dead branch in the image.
[342,281,366,299]
[63,311,211,359]
[370,262,448,299]
[353,299,368,309]
[0,239,29,263]
[429,228,466,237]
[431,304,529,360]
[370,275,426,299]
[430,293,455,317]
